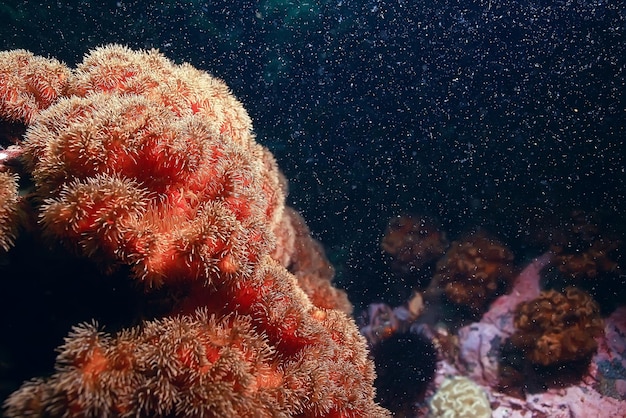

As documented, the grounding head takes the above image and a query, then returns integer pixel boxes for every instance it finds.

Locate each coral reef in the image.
[431,231,515,314]
[428,376,491,418]
[26,91,278,286]
[495,306,626,417]
[381,214,448,282]
[451,255,626,417]
[5,310,286,417]
[5,280,374,418]
[361,250,626,416]
[511,286,604,366]
[456,254,552,386]
[356,220,626,416]
[18,45,284,287]
[0,45,389,417]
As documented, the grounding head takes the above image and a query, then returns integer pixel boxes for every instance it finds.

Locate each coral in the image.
[431,231,515,314]
[20,46,284,287]
[0,171,20,251]
[511,287,604,366]
[481,252,552,333]
[68,45,254,147]
[0,50,69,124]
[427,255,626,417]
[25,92,275,287]
[453,253,551,387]
[429,376,491,418]
[5,297,382,418]
[6,259,389,417]
[5,310,282,417]
[0,46,390,417]
[381,214,448,280]
[550,211,622,281]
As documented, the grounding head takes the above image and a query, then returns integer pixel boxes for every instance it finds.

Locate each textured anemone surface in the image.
[0,49,70,123]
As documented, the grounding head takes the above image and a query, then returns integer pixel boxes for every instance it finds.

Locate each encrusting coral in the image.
[431,231,515,314]
[0,45,390,417]
[511,286,604,366]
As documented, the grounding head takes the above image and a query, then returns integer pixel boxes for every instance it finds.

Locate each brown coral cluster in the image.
[0,46,389,417]
[431,232,514,314]
[550,211,622,281]
[511,287,604,366]
[381,214,448,279]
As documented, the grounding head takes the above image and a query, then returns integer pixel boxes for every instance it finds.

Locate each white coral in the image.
[429,376,491,418]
